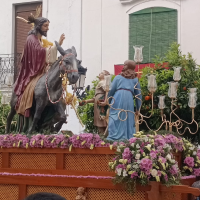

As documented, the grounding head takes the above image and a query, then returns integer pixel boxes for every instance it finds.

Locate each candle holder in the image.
[147,74,157,93]
[173,66,182,82]
[135,68,198,135]
[133,45,143,74]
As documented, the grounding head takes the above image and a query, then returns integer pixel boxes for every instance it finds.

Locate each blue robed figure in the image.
[106,60,142,141]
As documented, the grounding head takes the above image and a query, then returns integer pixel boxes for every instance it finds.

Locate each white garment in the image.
[46,45,57,64]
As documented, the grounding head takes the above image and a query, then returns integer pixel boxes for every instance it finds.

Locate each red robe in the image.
[14,34,46,101]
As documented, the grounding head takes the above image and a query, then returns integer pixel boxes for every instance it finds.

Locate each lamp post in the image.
[72,65,88,99]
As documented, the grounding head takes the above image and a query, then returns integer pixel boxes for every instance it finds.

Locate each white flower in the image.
[137,160,141,164]
[136,144,140,149]
[166,154,172,160]
[120,144,124,148]
[135,153,141,160]
[131,143,135,147]
[131,151,135,154]
[144,137,148,142]
[123,170,128,177]
[116,168,122,176]
[151,169,158,177]
[117,147,121,152]
[193,151,197,155]
[147,144,151,148]
[137,150,140,153]
[189,146,195,151]
[132,164,139,169]
[164,144,172,150]
[171,159,176,164]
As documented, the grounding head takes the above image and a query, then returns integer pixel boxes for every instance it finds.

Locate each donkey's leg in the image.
[27,101,46,135]
[6,107,16,134]
[54,102,67,132]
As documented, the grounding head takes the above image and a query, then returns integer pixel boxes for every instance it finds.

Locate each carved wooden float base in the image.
[0,148,198,200]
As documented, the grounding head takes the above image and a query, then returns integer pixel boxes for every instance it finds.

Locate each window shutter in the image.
[129,8,177,63]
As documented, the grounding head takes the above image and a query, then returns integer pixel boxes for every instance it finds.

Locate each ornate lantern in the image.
[168,82,179,99]
[188,92,197,108]
[133,45,144,63]
[147,74,157,93]
[1,93,9,105]
[188,88,197,93]
[158,95,166,109]
[173,67,182,82]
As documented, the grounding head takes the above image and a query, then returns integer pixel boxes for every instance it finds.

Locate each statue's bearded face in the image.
[39,21,49,37]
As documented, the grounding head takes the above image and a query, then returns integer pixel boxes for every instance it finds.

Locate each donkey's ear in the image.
[71,46,77,57]
[55,41,65,56]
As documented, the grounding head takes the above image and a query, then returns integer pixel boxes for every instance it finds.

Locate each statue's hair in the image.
[28,16,49,35]
[27,14,35,24]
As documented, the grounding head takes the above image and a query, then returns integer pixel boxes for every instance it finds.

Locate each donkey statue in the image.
[6,41,79,135]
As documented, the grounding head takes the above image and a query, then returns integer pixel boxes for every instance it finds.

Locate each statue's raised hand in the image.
[59,33,65,46]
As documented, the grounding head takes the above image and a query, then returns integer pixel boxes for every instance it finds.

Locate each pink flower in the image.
[129,138,137,144]
[159,156,166,163]
[193,168,200,176]
[150,151,157,159]
[131,172,138,179]
[169,165,179,175]
[164,175,168,181]
[122,148,131,160]
[184,157,194,168]
[140,158,152,173]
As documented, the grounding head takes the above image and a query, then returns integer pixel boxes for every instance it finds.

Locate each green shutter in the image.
[129,7,177,63]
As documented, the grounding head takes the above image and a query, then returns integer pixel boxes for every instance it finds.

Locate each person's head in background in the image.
[23,192,66,200]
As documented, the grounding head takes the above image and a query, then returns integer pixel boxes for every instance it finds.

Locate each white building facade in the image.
[0,0,199,132]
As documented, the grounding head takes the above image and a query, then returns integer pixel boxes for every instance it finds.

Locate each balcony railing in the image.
[0,54,21,89]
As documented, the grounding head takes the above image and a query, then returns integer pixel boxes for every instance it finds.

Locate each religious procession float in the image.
[0,6,200,200]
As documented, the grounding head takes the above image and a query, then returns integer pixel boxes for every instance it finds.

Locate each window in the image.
[129,7,177,63]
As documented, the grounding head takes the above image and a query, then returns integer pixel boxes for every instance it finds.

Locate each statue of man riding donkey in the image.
[6,9,80,135]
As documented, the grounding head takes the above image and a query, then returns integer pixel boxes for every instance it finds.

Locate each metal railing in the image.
[0,54,21,88]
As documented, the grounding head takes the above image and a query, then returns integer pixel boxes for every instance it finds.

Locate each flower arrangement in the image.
[181,138,200,177]
[109,132,184,193]
[0,133,109,150]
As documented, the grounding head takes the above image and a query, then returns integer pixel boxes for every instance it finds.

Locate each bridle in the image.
[45,50,78,104]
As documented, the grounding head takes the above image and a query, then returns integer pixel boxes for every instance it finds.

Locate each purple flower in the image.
[140,158,152,173]
[131,172,138,179]
[154,135,166,147]
[184,157,195,168]
[197,150,200,160]
[159,156,166,164]
[157,170,162,177]
[129,138,137,144]
[169,165,179,175]
[122,148,131,160]
[150,151,157,159]
[164,175,168,181]
[116,164,125,170]
[193,168,200,176]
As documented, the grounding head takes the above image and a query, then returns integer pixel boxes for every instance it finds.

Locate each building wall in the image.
[0,0,83,134]
[82,0,200,85]
[1,0,200,133]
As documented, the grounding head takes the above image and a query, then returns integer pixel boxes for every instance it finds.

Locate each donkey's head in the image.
[55,41,79,84]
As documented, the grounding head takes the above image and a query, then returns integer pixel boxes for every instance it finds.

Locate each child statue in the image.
[79,70,110,135]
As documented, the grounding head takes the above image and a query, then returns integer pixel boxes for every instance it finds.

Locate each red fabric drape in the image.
[114,63,169,78]
[14,34,46,98]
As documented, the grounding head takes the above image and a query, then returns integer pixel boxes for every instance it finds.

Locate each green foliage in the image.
[78,75,116,133]
[0,94,17,134]
[140,42,200,142]
[77,79,99,133]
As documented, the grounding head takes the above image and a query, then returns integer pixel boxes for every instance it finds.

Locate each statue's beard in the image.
[38,29,47,37]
